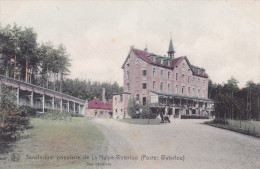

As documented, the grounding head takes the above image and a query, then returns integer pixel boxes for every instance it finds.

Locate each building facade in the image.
[114,39,213,118]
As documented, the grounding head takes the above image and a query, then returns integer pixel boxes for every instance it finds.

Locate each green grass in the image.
[0,117,106,169]
[205,119,260,138]
[119,118,164,125]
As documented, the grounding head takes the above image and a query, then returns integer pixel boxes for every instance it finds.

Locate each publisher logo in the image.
[11,153,20,162]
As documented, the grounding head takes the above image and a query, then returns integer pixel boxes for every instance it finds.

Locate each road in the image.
[94,118,260,169]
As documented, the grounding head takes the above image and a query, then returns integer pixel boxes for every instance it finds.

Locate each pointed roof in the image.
[168,39,175,53]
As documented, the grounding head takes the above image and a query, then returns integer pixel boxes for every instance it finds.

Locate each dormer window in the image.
[160,59,163,64]
[168,61,170,66]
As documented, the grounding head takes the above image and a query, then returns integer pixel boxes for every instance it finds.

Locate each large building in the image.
[113,39,213,119]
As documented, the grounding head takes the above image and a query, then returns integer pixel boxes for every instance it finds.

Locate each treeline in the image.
[209,77,260,121]
[62,79,123,100]
[0,24,70,91]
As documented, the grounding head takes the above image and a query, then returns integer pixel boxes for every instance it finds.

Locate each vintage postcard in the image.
[0,0,259,169]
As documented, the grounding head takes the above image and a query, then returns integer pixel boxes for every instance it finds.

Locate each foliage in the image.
[209,77,260,121]
[40,109,84,120]
[0,85,30,138]
[62,78,123,100]
[181,115,209,119]
[140,106,157,119]
[127,98,157,119]
[127,98,141,119]
[0,24,71,92]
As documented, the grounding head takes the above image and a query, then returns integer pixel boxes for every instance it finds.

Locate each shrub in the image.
[181,115,209,119]
[0,85,30,139]
[140,106,157,119]
[20,105,37,116]
[127,98,141,119]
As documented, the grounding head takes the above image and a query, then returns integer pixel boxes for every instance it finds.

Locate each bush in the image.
[0,85,30,139]
[127,98,141,119]
[213,118,229,125]
[127,98,157,119]
[20,105,37,116]
[140,106,157,119]
[0,103,30,138]
[41,110,84,120]
[181,115,209,119]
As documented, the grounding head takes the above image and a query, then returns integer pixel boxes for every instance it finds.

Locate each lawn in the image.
[205,119,260,138]
[119,118,164,125]
[0,117,107,169]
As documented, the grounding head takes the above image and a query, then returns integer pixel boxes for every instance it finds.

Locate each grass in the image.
[205,119,260,138]
[0,117,106,169]
[119,118,164,125]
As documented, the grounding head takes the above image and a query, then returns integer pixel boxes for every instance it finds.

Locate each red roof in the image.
[132,48,208,78]
[88,98,112,110]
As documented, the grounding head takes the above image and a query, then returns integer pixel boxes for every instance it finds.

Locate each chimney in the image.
[130,45,134,49]
[102,88,106,103]
[144,44,148,52]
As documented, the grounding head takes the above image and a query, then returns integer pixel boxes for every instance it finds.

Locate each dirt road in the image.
[94,119,260,169]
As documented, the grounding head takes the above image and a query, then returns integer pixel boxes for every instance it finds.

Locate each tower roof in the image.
[168,39,175,53]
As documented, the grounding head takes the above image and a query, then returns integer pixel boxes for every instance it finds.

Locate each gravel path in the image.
[94,119,260,169]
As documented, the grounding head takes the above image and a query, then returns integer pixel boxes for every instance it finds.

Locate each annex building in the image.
[113,39,213,119]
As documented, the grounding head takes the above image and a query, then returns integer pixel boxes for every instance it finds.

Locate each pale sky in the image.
[0,0,259,87]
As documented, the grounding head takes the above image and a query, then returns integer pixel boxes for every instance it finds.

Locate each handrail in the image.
[0,75,86,104]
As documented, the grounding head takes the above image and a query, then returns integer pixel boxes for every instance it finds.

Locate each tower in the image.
[167,38,175,59]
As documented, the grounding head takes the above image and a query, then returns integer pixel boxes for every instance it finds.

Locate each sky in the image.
[0,0,259,87]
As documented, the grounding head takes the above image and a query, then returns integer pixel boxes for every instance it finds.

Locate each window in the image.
[198,89,200,97]
[203,80,205,86]
[127,83,130,91]
[203,90,205,97]
[142,69,147,76]
[182,86,185,94]
[161,59,163,64]
[136,94,139,101]
[175,85,178,93]
[198,78,200,85]
[182,63,185,71]
[120,94,123,102]
[168,84,171,92]
[176,73,178,81]
[135,59,139,65]
[160,82,163,91]
[143,97,146,105]
[188,76,190,84]
[121,109,123,115]
[168,71,170,80]
[153,81,156,90]
[126,70,129,80]
[188,87,190,95]
[182,74,185,83]
[192,77,195,84]
[142,83,147,89]
[168,61,170,66]
[160,70,163,78]
[188,69,191,74]
[153,68,156,77]
[193,88,195,96]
